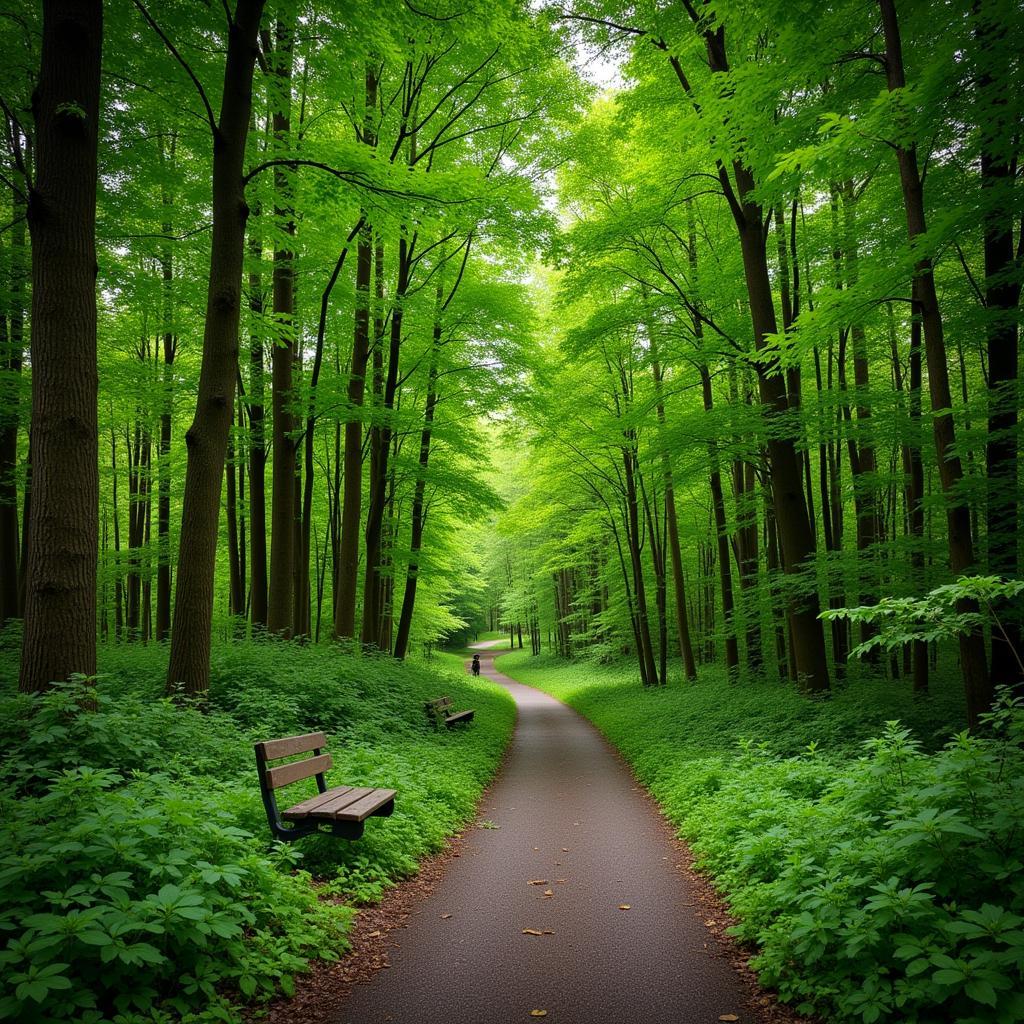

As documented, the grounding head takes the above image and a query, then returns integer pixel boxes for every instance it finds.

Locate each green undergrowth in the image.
[0,627,514,1024]
[498,649,1024,1024]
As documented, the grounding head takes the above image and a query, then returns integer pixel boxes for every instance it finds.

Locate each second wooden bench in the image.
[424,696,475,730]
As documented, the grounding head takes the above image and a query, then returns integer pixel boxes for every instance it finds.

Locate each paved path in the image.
[336,645,752,1024]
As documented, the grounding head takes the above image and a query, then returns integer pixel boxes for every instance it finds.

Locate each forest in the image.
[1,0,1022,1023]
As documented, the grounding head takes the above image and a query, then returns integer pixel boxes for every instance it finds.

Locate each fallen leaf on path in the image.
[522,929,544,936]
[530,1012,548,1018]
[542,929,554,934]
[561,848,569,852]
[554,879,566,883]
[718,1016,739,1022]
[618,904,631,910]
[367,930,381,938]
[441,914,452,919]
[543,889,554,896]
[527,879,548,885]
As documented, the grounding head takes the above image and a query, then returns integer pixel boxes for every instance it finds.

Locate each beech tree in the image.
[18,0,103,694]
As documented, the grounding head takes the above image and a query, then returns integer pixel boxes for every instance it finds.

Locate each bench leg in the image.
[330,820,366,840]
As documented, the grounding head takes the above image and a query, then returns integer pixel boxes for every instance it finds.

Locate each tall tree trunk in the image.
[166,0,266,696]
[622,441,658,686]
[699,365,740,676]
[156,135,176,642]
[226,419,244,621]
[110,424,124,640]
[648,323,697,679]
[974,3,1022,686]
[266,11,296,637]
[394,286,442,661]
[334,64,378,641]
[247,206,268,628]
[301,227,359,643]
[681,25,830,691]
[906,315,929,691]
[19,0,102,693]
[879,0,989,725]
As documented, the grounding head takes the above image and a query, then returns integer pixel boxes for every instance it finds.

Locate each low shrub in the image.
[0,639,514,1023]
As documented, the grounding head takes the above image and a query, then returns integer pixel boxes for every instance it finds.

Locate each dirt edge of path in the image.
[262,655,813,1024]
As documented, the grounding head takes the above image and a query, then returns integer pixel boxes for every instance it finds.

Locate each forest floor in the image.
[288,643,801,1024]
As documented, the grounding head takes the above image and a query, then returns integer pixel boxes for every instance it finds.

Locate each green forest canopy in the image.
[1,0,1022,727]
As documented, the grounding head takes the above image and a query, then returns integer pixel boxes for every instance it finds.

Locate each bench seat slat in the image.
[282,786,354,819]
[445,709,475,724]
[283,786,396,823]
[330,788,397,822]
[296,786,374,819]
[255,731,327,761]
[265,752,332,790]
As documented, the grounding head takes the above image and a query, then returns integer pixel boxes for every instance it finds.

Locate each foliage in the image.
[499,650,1024,1022]
[0,636,514,1022]
[824,576,1024,665]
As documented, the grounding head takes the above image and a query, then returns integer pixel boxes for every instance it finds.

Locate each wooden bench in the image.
[254,731,395,841]
[424,696,475,730]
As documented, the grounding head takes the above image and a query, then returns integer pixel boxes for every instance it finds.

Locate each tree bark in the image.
[156,134,176,642]
[974,2,1021,686]
[681,24,830,691]
[879,0,989,725]
[166,0,266,696]
[699,365,740,676]
[648,323,697,679]
[266,11,296,636]
[394,286,442,661]
[19,0,103,693]
[247,206,268,628]
[334,64,377,641]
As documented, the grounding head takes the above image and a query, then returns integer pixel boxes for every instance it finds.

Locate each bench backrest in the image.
[424,696,453,725]
[254,731,331,790]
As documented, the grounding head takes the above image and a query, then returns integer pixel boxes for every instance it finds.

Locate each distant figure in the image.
[471,654,481,677]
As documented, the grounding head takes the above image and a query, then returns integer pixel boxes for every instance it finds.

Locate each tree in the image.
[18,0,103,694]
[162,0,266,696]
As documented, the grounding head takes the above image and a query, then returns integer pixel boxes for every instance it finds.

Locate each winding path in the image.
[336,642,758,1024]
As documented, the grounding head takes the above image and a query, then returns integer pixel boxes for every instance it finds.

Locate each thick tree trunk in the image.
[266,12,296,637]
[974,4,1021,686]
[686,26,829,691]
[166,0,266,696]
[19,0,102,693]
[334,66,378,641]
[879,0,989,725]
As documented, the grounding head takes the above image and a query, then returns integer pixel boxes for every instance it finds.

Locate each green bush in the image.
[501,650,1023,1023]
[0,639,514,1023]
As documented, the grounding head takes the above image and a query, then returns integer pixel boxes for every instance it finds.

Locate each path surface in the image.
[336,645,753,1024]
